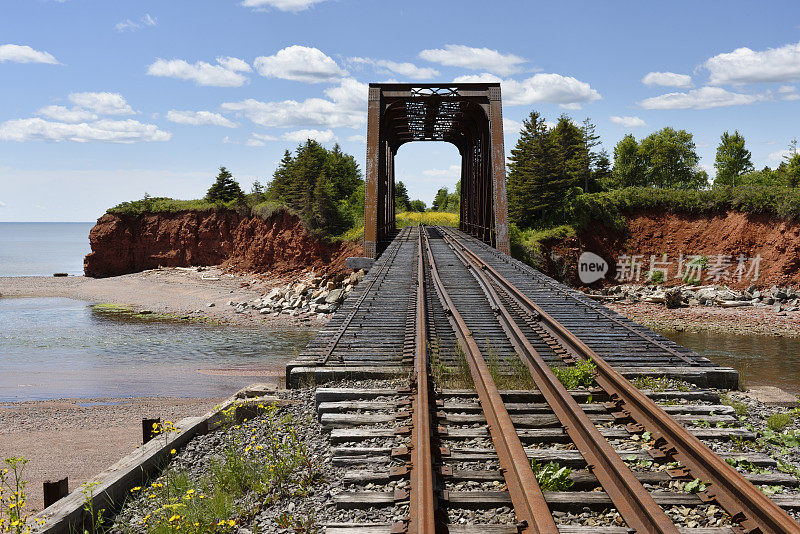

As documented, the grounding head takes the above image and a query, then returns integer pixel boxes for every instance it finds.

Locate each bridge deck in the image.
[286,227,737,389]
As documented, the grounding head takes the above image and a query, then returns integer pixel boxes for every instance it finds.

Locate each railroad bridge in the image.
[281,83,800,533]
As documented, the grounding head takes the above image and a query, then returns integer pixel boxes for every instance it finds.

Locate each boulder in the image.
[325,288,345,304]
[345,256,374,272]
[664,287,683,309]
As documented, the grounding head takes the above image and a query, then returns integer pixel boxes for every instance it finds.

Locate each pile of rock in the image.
[228,270,365,317]
[595,284,800,312]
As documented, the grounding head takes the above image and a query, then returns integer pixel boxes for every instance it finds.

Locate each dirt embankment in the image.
[543,210,800,289]
[84,209,361,278]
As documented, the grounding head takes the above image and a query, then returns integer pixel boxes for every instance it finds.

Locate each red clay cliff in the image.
[84,209,361,278]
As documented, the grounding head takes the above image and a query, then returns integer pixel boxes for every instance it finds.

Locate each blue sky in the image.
[1,0,799,221]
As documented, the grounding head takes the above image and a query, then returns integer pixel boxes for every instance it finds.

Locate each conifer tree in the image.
[205,166,243,202]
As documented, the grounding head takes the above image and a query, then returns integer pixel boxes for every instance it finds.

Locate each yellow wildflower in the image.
[170,449,177,454]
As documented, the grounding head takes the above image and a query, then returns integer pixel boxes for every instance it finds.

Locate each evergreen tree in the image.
[409,199,426,212]
[266,150,295,201]
[551,115,587,192]
[506,111,564,227]
[580,118,601,191]
[311,170,345,234]
[786,153,800,187]
[205,166,243,202]
[611,134,646,188]
[713,130,753,187]
[250,180,265,195]
[432,187,450,211]
[325,144,362,200]
[592,149,613,190]
[394,181,412,212]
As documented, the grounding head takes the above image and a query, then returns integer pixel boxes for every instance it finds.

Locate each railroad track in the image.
[313,226,800,533]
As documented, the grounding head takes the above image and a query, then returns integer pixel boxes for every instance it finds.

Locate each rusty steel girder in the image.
[364,83,510,258]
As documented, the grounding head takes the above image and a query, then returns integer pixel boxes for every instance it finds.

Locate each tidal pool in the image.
[0,297,315,402]
[663,330,800,394]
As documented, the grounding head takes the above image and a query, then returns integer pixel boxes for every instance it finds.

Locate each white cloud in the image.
[349,57,439,80]
[419,44,526,76]
[778,85,800,101]
[222,78,368,129]
[641,71,693,88]
[422,165,460,178]
[610,115,646,128]
[768,149,793,162]
[147,58,250,87]
[0,118,170,143]
[254,46,347,83]
[282,129,336,143]
[503,118,523,136]
[241,0,327,12]
[638,86,764,110]
[453,72,601,107]
[166,110,238,128]
[252,132,278,141]
[245,138,266,147]
[346,134,366,143]
[0,44,59,65]
[36,105,98,123]
[705,41,800,84]
[69,92,134,115]
[115,13,157,32]
[216,56,252,73]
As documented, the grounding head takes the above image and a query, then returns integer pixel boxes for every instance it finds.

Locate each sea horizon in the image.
[0,221,95,277]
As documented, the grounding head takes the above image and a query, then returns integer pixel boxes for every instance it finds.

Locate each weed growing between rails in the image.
[484,340,536,390]
[0,457,42,534]
[113,402,323,534]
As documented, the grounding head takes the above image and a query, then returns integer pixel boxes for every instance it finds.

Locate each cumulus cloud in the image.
[346,134,366,143]
[638,86,764,110]
[349,57,439,80]
[37,105,98,123]
[222,78,368,129]
[245,138,266,147]
[147,57,250,87]
[115,13,157,32]
[69,92,134,115]
[0,118,170,143]
[778,85,800,101]
[0,44,59,64]
[254,46,347,83]
[422,165,460,178]
[453,73,601,108]
[282,129,336,143]
[241,0,327,12]
[641,71,692,88]
[705,41,800,84]
[503,118,523,136]
[768,149,792,162]
[419,44,526,76]
[610,115,646,128]
[166,110,238,128]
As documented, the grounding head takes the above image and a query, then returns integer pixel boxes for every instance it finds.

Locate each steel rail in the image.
[406,225,437,533]
[321,228,408,365]
[441,226,800,534]
[453,232,697,366]
[440,229,679,534]
[420,227,558,534]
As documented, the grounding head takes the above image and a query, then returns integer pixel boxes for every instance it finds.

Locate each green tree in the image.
[592,149,613,190]
[409,199,426,212]
[611,134,646,188]
[639,127,706,189]
[394,181,412,212]
[713,130,753,187]
[310,170,346,234]
[432,187,450,211]
[507,111,566,227]
[205,166,243,202]
[580,118,601,191]
[786,153,800,187]
[266,150,295,201]
[324,144,362,200]
[250,180,264,195]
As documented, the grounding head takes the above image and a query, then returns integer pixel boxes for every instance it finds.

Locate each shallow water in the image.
[0,297,315,402]
[0,222,93,276]
[664,330,800,394]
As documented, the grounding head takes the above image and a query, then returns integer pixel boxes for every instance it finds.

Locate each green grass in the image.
[108,197,244,216]
[484,340,536,390]
[530,461,573,491]
[767,412,793,432]
[552,359,595,389]
[720,394,749,417]
[516,225,576,255]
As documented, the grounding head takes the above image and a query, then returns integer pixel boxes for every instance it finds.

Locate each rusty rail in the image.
[440,228,678,534]
[404,225,437,533]
[440,226,800,534]
[421,227,558,534]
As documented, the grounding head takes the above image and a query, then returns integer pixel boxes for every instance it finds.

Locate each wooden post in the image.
[142,417,160,444]
[43,477,69,508]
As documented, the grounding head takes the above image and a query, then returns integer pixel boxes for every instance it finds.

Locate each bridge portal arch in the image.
[364,83,510,257]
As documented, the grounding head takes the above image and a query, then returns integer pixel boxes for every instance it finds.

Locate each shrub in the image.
[552,358,595,389]
[767,412,793,432]
[530,461,573,491]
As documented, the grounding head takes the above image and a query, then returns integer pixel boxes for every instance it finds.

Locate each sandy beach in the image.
[0,267,329,513]
[0,266,329,328]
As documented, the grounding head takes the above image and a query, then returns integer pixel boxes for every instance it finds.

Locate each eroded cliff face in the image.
[83,209,361,278]
[541,210,800,288]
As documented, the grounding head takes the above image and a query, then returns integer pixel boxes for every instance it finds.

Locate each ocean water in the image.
[0,297,315,402]
[0,222,94,276]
